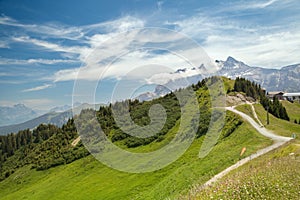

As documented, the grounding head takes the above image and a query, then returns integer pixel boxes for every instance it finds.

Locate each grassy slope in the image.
[194,142,300,200]
[222,77,235,92]
[281,101,300,122]
[0,118,271,200]
[194,102,300,199]
[235,104,260,125]
[253,103,300,140]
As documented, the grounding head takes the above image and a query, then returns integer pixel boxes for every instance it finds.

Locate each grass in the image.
[193,142,300,200]
[190,101,300,199]
[235,104,260,125]
[253,103,300,140]
[0,116,271,200]
[281,101,300,123]
[221,77,235,92]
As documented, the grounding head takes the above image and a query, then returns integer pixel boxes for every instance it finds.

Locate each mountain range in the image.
[136,56,300,101]
[0,104,41,126]
[135,85,171,101]
[1,56,299,134]
[0,103,103,135]
[214,56,300,92]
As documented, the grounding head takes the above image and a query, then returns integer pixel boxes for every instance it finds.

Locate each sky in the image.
[0,0,300,110]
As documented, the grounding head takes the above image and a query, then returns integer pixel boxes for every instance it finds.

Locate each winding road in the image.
[203,104,293,187]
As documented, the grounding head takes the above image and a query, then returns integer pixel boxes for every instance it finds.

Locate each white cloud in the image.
[216,0,297,13]
[12,36,87,54]
[228,0,280,10]
[166,9,300,68]
[51,28,214,82]
[203,30,300,67]
[0,15,84,40]
[0,58,78,65]
[84,16,144,33]
[53,68,79,82]
[0,80,24,84]
[12,36,93,63]
[1,15,143,41]
[3,9,300,85]
[248,0,279,9]
[0,41,9,48]
[6,16,146,76]
[22,84,53,92]
[157,1,164,11]
[0,15,17,25]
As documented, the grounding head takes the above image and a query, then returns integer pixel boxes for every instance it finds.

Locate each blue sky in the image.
[0,0,300,110]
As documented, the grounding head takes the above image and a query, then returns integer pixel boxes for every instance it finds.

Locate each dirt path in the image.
[71,136,81,147]
[202,106,293,187]
[246,102,264,127]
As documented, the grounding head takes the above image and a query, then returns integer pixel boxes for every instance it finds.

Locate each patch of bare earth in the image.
[71,136,81,147]
[226,93,255,106]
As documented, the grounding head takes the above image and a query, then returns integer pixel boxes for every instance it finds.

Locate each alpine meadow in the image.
[0,0,300,199]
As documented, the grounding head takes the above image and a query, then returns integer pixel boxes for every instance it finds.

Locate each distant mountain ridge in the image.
[49,102,82,113]
[174,56,300,92]
[214,57,300,92]
[135,56,300,101]
[0,103,103,135]
[135,85,171,101]
[0,104,39,126]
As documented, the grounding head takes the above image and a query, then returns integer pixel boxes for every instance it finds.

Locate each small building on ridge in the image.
[283,93,300,103]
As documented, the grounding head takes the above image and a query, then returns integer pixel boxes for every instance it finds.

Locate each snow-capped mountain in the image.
[135,56,300,101]
[168,56,300,92]
[135,85,171,102]
[214,57,300,92]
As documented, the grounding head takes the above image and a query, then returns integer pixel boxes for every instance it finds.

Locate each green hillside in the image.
[253,103,300,139]
[235,104,260,125]
[0,77,274,199]
[0,118,271,200]
[193,142,300,199]
[3,77,297,199]
[281,101,300,123]
[192,98,300,199]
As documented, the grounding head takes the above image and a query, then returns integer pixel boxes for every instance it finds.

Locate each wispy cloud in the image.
[229,0,280,10]
[22,84,53,92]
[0,40,9,48]
[0,58,78,65]
[216,0,296,13]
[51,28,214,82]
[0,15,84,40]
[157,1,164,11]
[12,36,86,54]
[83,15,144,33]
[5,15,145,69]
[165,3,300,68]
[248,0,279,9]
[2,3,300,85]
[0,80,25,84]
[203,30,300,67]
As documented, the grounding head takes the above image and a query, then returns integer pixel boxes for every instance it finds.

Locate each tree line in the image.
[0,76,257,181]
[232,77,289,121]
[0,119,89,180]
